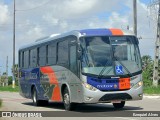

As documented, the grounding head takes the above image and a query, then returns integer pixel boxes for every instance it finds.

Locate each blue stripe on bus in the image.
[87,76,119,91]
[79,29,112,36]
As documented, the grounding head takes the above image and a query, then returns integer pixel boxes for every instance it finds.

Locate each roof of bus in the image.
[19,28,135,50]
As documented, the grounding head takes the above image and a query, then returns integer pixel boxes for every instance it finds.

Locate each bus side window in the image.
[20,51,24,68]
[69,45,77,75]
[48,43,57,65]
[38,46,46,66]
[24,50,29,68]
[57,40,69,66]
[30,49,37,68]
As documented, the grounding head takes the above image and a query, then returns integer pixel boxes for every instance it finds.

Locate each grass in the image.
[0,85,19,92]
[143,85,160,95]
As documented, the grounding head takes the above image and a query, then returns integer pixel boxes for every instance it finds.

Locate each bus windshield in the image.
[80,36,142,77]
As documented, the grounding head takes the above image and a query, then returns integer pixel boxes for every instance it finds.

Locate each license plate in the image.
[119,78,130,90]
[111,100,121,103]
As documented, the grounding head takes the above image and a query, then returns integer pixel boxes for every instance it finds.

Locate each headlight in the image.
[82,82,97,91]
[133,81,143,89]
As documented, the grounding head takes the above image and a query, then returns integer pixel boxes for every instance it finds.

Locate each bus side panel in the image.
[40,65,83,103]
[19,67,47,100]
[40,66,62,101]
[52,66,83,103]
[19,68,27,98]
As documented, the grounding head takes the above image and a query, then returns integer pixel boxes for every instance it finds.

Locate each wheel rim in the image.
[64,93,70,105]
[33,90,36,103]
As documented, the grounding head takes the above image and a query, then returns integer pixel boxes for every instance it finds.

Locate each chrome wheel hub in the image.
[64,93,70,105]
[33,91,36,103]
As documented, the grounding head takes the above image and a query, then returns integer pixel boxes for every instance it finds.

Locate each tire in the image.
[39,100,49,106]
[32,87,40,106]
[113,101,125,109]
[63,87,76,111]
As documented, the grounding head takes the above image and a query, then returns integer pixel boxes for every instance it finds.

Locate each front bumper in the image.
[82,84,143,103]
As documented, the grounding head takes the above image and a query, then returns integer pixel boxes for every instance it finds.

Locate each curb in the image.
[143,95,160,99]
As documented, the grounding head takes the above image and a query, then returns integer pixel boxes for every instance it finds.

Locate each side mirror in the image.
[78,49,82,60]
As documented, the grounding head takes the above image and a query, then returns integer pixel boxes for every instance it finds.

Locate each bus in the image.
[18,28,143,111]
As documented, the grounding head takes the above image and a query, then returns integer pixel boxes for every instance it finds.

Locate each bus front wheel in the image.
[63,87,76,111]
[113,101,125,109]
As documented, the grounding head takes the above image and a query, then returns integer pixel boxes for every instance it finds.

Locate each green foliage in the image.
[12,64,18,78]
[142,55,153,87]
[144,86,160,94]
[8,76,12,85]
[141,55,160,94]
[8,76,19,86]
[0,85,19,92]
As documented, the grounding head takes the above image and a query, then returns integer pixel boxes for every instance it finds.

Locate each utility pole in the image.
[149,0,160,87]
[153,1,160,87]
[133,0,137,36]
[12,0,16,88]
[6,56,8,86]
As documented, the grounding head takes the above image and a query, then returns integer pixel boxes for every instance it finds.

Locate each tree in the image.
[142,55,152,70]
[11,64,19,86]
[141,55,153,86]
[12,64,18,78]
[8,76,12,85]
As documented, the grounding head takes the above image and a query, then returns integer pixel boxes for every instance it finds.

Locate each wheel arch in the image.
[61,83,72,101]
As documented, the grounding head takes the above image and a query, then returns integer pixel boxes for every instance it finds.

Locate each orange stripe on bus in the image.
[110,29,123,35]
[40,67,61,101]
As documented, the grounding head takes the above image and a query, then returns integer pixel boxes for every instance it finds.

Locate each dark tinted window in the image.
[48,43,57,65]
[58,40,68,64]
[20,51,24,68]
[70,45,77,75]
[24,51,29,68]
[30,49,37,67]
[28,50,31,67]
[38,46,46,66]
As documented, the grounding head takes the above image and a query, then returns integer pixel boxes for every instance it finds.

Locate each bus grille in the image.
[99,93,132,101]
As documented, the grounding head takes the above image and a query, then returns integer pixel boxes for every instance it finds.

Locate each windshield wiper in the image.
[97,60,113,79]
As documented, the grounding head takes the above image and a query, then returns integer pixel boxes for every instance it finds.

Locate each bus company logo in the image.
[41,75,49,81]
[25,72,38,80]
[114,84,118,88]
[97,85,113,88]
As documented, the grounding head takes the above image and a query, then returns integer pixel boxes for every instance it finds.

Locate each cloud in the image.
[0,4,9,24]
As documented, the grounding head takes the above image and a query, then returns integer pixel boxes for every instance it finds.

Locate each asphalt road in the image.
[0,92,160,120]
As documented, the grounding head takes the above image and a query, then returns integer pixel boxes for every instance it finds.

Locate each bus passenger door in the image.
[69,45,78,76]
[69,44,79,102]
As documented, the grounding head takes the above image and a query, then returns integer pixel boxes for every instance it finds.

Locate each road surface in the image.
[0,92,160,120]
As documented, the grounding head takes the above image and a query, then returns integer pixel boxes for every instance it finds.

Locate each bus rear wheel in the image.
[32,87,48,106]
[113,101,125,109]
[63,87,76,111]
[32,87,40,106]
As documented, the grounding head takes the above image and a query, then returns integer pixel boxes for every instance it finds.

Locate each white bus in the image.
[18,28,143,111]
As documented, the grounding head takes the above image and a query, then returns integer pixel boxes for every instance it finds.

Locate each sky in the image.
[0,0,157,75]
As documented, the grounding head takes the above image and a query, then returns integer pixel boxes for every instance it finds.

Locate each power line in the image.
[15,0,52,12]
